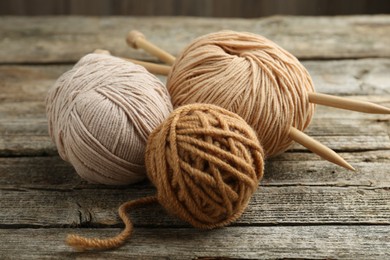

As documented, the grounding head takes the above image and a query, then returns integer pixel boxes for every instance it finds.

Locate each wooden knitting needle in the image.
[126,30,176,66]
[93,49,171,75]
[309,92,390,114]
[289,127,355,171]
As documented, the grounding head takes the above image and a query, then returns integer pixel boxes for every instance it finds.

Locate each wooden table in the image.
[1,16,389,259]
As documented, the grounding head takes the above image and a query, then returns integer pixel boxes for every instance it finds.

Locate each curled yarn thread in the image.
[46,53,173,185]
[167,30,315,157]
[67,103,264,250]
[67,195,158,251]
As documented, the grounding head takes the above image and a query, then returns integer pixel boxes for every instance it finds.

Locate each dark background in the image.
[1,0,390,17]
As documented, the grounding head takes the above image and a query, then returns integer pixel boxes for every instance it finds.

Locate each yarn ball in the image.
[46,53,173,185]
[145,103,264,228]
[167,30,315,157]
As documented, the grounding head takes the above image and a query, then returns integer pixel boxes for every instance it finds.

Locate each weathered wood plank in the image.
[1,97,388,120]
[1,15,389,260]
[290,135,390,151]
[266,152,390,187]
[0,59,388,158]
[1,226,389,259]
[0,60,389,151]
[0,101,46,119]
[0,115,389,155]
[1,186,389,227]
[1,151,389,190]
[0,16,390,63]
[306,58,390,95]
[2,103,389,156]
[0,65,71,102]
[0,117,56,156]
[1,59,389,101]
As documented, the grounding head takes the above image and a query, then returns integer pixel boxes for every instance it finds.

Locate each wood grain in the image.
[0,59,389,156]
[1,186,390,228]
[1,59,389,101]
[1,112,389,157]
[1,226,389,259]
[1,15,390,259]
[1,106,388,156]
[0,16,390,63]
[1,150,390,190]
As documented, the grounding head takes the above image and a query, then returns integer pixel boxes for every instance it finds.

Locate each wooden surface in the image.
[0,16,389,259]
[1,15,390,63]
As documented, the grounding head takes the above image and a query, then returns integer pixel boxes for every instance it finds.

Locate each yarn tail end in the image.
[66,234,89,251]
[66,234,125,251]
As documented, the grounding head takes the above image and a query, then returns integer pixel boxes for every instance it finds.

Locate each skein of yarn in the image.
[67,103,265,250]
[46,53,173,185]
[167,31,315,157]
[146,103,264,228]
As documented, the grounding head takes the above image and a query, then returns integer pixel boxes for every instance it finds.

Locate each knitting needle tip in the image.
[126,30,176,65]
[309,92,390,114]
[289,127,355,171]
[126,30,146,49]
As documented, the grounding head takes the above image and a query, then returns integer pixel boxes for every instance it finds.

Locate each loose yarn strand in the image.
[66,196,158,251]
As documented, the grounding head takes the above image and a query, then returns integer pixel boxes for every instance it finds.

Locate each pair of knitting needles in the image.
[107,30,390,171]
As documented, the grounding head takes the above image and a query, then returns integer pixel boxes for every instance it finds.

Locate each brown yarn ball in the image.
[46,53,172,185]
[167,30,315,157]
[145,103,264,228]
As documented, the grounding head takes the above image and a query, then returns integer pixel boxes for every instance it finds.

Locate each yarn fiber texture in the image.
[146,103,264,228]
[167,30,315,157]
[46,53,173,185]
